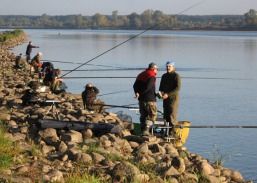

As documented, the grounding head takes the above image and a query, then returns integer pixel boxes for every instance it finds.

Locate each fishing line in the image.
[60,0,207,78]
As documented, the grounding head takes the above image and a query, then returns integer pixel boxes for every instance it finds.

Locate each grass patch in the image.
[0,122,21,170]
[65,165,105,183]
[0,29,25,42]
[105,152,124,162]
[82,141,102,154]
[27,139,42,157]
[132,161,161,182]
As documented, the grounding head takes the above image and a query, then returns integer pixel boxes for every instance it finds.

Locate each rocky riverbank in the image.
[0,33,252,183]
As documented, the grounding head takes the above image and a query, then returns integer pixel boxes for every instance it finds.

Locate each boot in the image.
[142,126,150,136]
[168,128,174,137]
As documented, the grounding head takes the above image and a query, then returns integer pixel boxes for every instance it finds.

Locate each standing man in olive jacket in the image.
[133,62,158,136]
[159,61,181,134]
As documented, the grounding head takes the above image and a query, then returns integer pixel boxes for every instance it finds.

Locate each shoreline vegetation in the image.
[0,9,257,31]
[0,30,253,182]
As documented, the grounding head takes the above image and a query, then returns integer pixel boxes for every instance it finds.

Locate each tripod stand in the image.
[42,100,61,120]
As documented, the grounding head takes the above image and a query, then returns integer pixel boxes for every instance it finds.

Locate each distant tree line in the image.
[0,9,256,30]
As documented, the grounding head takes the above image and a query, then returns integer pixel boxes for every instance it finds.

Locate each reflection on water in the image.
[7,29,257,181]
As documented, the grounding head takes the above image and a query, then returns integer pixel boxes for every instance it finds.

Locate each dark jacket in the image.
[26,44,38,55]
[159,71,181,99]
[41,62,54,74]
[15,55,26,67]
[133,69,156,102]
[81,86,99,107]
[43,70,57,86]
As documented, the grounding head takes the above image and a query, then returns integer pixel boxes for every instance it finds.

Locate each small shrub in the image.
[205,144,240,167]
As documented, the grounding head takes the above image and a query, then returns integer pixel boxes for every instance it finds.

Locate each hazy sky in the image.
[0,0,256,16]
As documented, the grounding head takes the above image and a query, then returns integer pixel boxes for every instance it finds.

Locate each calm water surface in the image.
[7,29,257,181]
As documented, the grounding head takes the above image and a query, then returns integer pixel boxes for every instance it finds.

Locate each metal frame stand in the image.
[42,101,60,120]
[150,120,179,142]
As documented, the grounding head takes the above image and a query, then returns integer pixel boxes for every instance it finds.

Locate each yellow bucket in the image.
[173,121,190,147]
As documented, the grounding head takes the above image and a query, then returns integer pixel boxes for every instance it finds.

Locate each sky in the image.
[0,0,256,16]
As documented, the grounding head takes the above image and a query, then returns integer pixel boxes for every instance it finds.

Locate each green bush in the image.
[0,29,24,42]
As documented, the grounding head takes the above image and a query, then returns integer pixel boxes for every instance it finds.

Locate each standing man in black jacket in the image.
[159,61,181,135]
[25,41,39,63]
[133,62,158,136]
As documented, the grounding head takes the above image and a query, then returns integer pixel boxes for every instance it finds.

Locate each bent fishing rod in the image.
[60,0,207,78]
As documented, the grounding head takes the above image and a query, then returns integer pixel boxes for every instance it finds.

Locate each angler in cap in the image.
[25,41,39,63]
[31,52,43,73]
[43,68,63,93]
[81,83,106,113]
[133,62,158,136]
[159,61,181,135]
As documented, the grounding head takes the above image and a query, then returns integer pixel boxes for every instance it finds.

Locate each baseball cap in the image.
[166,61,175,67]
[148,62,158,69]
[38,52,43,56]
[56,68,61,74]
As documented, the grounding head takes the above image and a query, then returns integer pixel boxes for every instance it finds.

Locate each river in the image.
[5,29,257,181]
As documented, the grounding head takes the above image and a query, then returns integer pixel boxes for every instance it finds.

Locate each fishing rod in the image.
[177,125,257,129]
[91,103,139,109]
[62,76,248,80]
[41,59,128,69]
[98,90,129,97]
[148,120,257,129]
[60,0,207,78]
[28,91,130,105]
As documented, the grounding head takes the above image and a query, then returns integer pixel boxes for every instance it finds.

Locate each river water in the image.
[6,29,257,181]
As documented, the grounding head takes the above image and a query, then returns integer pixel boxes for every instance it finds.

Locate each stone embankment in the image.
[0,33,253,183]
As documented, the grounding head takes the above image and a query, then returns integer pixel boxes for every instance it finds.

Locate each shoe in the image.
[142,130,150,136]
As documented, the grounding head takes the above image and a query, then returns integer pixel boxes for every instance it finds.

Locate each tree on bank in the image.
[0,9,256,31]
[244,9,257,29]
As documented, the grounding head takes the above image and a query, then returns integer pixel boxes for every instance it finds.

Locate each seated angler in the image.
[81,83,106,113]
[14,53,27,70]
[31,52,43,73]
[40,62,54,80]
[43,68,63,93]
